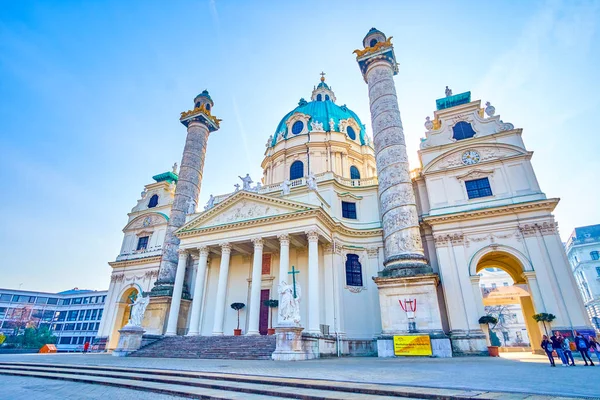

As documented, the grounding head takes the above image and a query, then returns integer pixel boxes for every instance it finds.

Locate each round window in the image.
[347,126,356,140]
[292,121,304,135]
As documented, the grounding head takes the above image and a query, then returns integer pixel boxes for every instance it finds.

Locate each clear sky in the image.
[1,0,599,292]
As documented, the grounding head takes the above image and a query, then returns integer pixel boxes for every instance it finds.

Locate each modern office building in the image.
[0,287,108,352]
[566,224,600,331]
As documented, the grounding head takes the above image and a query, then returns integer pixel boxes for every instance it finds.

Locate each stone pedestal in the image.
[112,323,145,357]
[272,325,317,361]
[143,296,190,336]
[374,274,451,357]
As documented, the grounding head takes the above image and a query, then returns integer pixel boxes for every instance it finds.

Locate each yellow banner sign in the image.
[393,335,432,356]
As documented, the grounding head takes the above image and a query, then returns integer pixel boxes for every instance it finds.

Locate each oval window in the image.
[325,95,330,101]
[292,121,304,135]
[347,126,356,140]
[316,94,322,101]
[369,38,378,47]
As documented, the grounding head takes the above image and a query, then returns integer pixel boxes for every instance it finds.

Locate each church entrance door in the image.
[259,289,270,335]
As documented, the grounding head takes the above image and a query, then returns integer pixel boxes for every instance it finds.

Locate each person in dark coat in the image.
[541,335,555,366]
[574,331,595,366]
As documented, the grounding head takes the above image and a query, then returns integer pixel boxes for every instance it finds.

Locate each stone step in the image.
[131,335,276,360]
[0,363,420,400]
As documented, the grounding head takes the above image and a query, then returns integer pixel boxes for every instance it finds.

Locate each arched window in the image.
[452,121,476,141]
[591,251,599,261]
[350,165,361,179]
[205,103,210,111]
[345,254,363,286]
[290,160,304,180]
[316,94,322,101]
[369,38,378,47]
[292,121,304,135]
[325,95,330,101]
[148,194,159,208]
[347,126,356,140]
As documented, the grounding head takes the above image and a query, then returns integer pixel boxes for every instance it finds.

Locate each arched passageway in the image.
[107,286,139,350]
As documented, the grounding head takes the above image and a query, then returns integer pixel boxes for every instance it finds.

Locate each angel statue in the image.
[281,179,291,195]
[306,172,318,191]
[238,174,253,191]
[130,293,150,327]
[278,280,301,325]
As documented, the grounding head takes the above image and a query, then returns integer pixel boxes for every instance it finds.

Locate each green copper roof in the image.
[152,171,179,183]
[436,91,471,110]
[272,100,367,146]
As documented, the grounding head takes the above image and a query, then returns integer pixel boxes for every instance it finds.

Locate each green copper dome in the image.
[271,86,368,147]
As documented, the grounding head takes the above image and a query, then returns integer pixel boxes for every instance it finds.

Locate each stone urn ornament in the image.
[484,101,495,117]
[230,302,245,336]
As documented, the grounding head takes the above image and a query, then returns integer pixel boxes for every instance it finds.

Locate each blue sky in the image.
[1,0,598,292]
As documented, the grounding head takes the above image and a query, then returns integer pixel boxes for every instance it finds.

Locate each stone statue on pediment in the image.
[204,194,215,211]
[187,198,196,214]
[140,188,147,199]
[424,116,434,131]
[234,183,240,192]
[445,86,452,97]
[281,179,291,195]
[329,118,335,132]
[306,172,318,191]
[239,174,253,191]
[172,163,178,174]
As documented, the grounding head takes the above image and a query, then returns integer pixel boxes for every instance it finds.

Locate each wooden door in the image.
[259,289,270,335]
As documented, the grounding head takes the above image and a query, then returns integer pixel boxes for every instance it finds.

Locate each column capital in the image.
[220,242,231,254]
[198,246,209,257]
[521,271,537,280]
[367,247,379,258]
[177,248,188,257]
[277,234,290,246]
[469,275,481,284]
[251,237,264,249]
[305,229,319,242]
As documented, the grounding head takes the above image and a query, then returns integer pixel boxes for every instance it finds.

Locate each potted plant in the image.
[479,315,500,357]
[230,302,245,336]
[263,299,279,335]
[532,313,556,336]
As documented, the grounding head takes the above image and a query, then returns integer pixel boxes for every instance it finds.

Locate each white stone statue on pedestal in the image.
[234,183,240,192]
[187,198,196,214]
[239,174,253,191]
[306,172,318,191]
[130,294,150,327]
[281,179,291,195]
[278,281,301,325]
[172,162,178,174]
[140,188,147,199]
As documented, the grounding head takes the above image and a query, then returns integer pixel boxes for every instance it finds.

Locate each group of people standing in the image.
[541,331,599,367]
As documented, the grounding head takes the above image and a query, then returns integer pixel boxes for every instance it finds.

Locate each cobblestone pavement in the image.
[2,374,189,400]
[2,352,600,398]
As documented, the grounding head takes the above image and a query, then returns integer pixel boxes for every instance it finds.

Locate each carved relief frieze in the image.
[111,273,125,283]
[367,247,379,258]
[464,230,519,247]
[346,286,365,294]
[433,233,464,247]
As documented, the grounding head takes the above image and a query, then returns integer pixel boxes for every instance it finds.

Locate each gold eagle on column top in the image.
[180,104,222,127]
[353,37,393,58]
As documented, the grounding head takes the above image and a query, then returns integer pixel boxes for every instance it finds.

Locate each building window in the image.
[345,254,363,287]
[465,178,493,199]
[491,283,497,289]
[0,294,11,302]
[325,95,330,101]
[591,251,599,260]
[369,38,378,47]
[59,337,71,344]
[350,166,361,180]
[84,310,91,321]
[91,309,98,320]
[148,194,159,208]
[98,309,103,320]
[342,201,357,219]
[503,282,509,287]
[72,298,82,305]
[502,331,510,342]
[67,311,78,321]
[83,297,89,304]
[137,236,149,251]
[452,121,476,141]
[290,160,304,180]
[316,94,322,101]
[205,103,210,111]
[291,120,304,135]
[347,126,356,140]
[47,298,58,305]
[82,323,88,331]
[596,266,600,277]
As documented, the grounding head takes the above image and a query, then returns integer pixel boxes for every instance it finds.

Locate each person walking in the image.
[83,341,90,353]
[589,336,600,364]
[541,335,555,367]
[562,336,576,366]
[551,331,568,367]
[574,331,595,366]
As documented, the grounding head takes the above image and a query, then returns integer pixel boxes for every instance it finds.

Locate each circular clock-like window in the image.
[142,216,152,227]
[461,150,481,165]
[347,126,356,140]
[291,121,304,135]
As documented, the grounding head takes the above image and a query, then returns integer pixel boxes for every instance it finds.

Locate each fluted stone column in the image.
[247,238,264,335]
[355,30,430,277]
[277,234,290,326]
[165,250,188,336]
[152,91,220,296]
[212,243,232,336]
[306,230,320,334]
[187,247,209,336]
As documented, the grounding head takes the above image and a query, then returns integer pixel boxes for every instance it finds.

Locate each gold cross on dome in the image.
[320,71,326,81]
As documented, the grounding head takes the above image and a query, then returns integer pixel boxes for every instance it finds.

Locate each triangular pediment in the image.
[179,191,316,232]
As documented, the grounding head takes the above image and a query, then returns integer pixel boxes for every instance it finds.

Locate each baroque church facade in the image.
[97,28,591,357]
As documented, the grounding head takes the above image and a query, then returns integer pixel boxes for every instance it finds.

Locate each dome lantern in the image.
[310,72,336,103]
